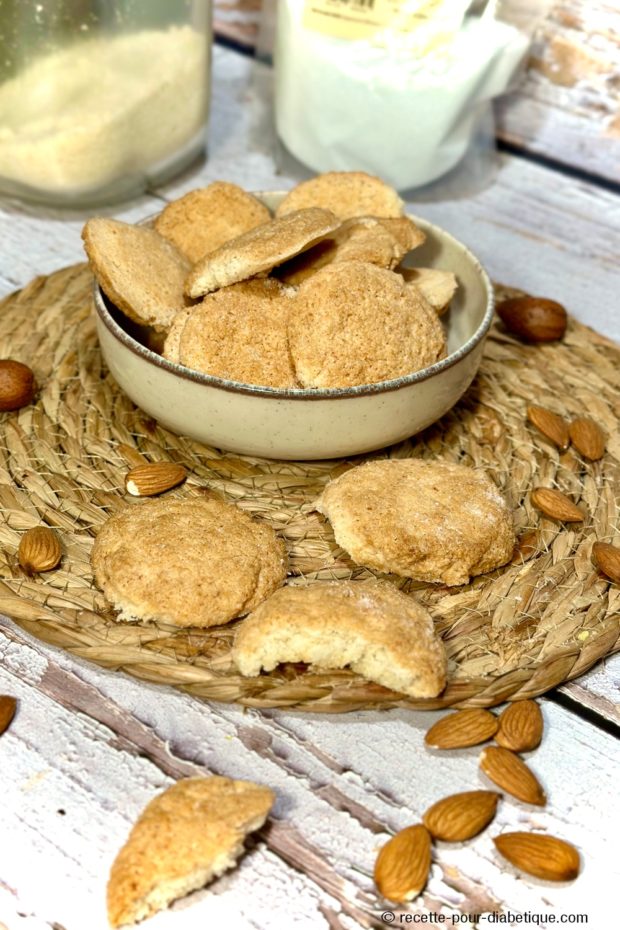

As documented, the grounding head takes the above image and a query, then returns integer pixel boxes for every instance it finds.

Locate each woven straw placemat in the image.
[0,264,618,710]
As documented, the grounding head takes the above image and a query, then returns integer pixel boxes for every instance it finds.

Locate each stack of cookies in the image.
[83,171,458,389]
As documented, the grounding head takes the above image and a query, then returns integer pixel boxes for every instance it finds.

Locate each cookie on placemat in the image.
[91,498,287,627]
[164,279,297,388]
[275,171,404,220]
[288,261,446,388]
[400,267,458,315]
[185,207,340,298]
[154,182,271,264]
[107,776,274,927]
[316,460,515,586]
[232,580,447,698]
[82,218,190,332]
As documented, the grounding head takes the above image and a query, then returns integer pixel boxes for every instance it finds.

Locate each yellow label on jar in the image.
[302,0,467,47]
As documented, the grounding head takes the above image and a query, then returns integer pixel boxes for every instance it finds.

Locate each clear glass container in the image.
[0,0,212,206]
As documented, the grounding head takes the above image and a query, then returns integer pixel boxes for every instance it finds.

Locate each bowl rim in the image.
[93,200,495,402]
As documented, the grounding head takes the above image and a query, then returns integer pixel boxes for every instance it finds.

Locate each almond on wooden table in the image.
[530,487,584,522]
[480,746,546,806]
[18,526,62,575]
[495,701,543,752]
[0,696,17,735]
[425,709,498,749]
[374,824,431,903]
[591,542,620,584]
[569,417,606,461]
[493,832,580,882]
[526,406,569,451]
[125,462,187,497]
[422,791,500,842]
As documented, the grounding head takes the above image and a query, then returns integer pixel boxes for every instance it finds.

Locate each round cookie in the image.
[91,497,287,627]
[154,182,271,264]
[316,460,515,586]
[232,579,447,698]
[288,261,446,388]
[275,171,404,220]
[185,207,340,298]
[166,279,297,388]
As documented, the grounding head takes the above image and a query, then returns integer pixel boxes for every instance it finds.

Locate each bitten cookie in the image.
[154,182,271,263]
[288,262,446,388]
[232,579,447,698]
[82,218,190,332]
[91,498,287,627]
[316,460,515,586]
[185,207,340,298]
[107,776,274,927]
[275,171,404,220]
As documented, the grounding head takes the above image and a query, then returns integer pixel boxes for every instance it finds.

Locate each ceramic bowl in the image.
[93,192,494,460]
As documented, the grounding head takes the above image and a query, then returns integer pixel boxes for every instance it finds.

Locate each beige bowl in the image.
[93,192,494,460]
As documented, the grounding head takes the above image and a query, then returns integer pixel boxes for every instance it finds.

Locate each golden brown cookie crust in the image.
[232,579,447,698]
[400,266,458,315]
[275,171,404,220]
[154,182,271,264]
[82,218,190,332]
[91,497,287,627]
[316,459,515,586]
[288,261,446,388]
[107,776,275,928]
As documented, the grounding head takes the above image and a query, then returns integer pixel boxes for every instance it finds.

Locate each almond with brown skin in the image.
[423,791,500,842]
[526,405,569,451]
[425,709,498,749]
[493,832,580,882]
[0,696,17,735]
[496,297,567,343]
[480,746,546,806]
[18,526,62,575]
[591,542,620,584]
[374,824,431,903]
[125,462,187,497]
[0,359,36,411]
[569,417,606,461]
[495,701,543,752]
[530,487,584,522]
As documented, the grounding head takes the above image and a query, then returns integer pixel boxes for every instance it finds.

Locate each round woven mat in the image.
[0,264,618,710]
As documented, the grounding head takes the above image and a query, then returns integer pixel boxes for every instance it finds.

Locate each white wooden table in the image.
[0,44,619,930]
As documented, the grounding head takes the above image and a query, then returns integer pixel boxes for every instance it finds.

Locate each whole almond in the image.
[493,832,580,882]
[125,462,187,497]
[423,790,500,842]
[592,542,620,584]
[18,526,62,575]
[425,709,498,749]
[530,487,584,522]
[374,824,431,903]
[0,696,17,735]
[569,417,606,461]
[480,746,546,806]
[0,359,36,411]
[526,406,569,451]
[496,297,567,343]
[495,701,543,752]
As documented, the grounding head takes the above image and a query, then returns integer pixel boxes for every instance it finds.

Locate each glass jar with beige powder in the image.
[0,0,211,206]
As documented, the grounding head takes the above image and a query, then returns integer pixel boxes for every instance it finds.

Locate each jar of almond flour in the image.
[0,0,211,206]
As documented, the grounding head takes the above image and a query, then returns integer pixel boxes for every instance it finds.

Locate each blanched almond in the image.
[425,709,498,749]
[374,824,431,903]
[423,790,499,842]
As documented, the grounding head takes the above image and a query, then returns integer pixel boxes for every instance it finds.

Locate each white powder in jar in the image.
[275,1,529,190]
[0,26,208,195]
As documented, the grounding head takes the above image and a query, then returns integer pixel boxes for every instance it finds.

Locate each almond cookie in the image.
[154,182,271,263]
[232,579,447,698]
[316,460,515,586]
[91,498,287,627]
[164,279,297,388]
[82,218,190,332]
[400,267,458,315]
[288,262,446,388]
[275,171,404,220]
[185,207,340,298]
[107,776,274,927]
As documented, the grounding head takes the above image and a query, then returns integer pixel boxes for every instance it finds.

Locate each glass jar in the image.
[0,0,212,206]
